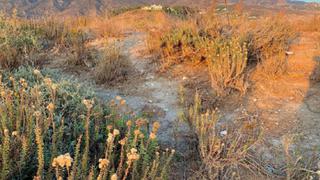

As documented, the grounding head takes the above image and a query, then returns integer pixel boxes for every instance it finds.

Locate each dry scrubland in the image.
[0,4,320,180]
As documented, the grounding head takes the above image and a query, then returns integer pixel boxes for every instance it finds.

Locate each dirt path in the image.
[47,32,194,179]
[96,32,191,150]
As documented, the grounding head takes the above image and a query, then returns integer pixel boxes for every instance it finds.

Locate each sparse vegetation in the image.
[0,3,319,180]
[94,43,130,84]
[157,12,296,95]
[183,93,261,179]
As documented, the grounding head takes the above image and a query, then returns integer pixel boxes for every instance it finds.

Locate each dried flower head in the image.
[33,69,41,76]
[134,129,140,136]
[152,121,160,133]
[127,148,140,162]
[82,99,94,110]
[120,99,126,106]
[113,129,120,136]
[51,83,57,91]
[47,103,55,113]
[115,96,122,101]
[107,125,113,130]
[34,111,41,118]
[52,153,73,168]
[98,158,110,169]
[149,133,156,140]
[19,78,28,88]
[3,129,9,136]
[12,131,18,136]
[107,133,114,143]
[110,173,118,180]
[44,78,52,87]
[139,134,145,139]
[119,138,127,146]
[135,118,148,127]
[9,76,15,82]
[126,120,132,127]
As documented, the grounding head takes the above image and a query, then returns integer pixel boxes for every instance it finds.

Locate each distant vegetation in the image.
[156,12,296,96]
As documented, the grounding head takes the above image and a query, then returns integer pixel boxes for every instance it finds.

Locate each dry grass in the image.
[207,37,248,96]
[182,93,262,179]
[94,42,130,84]
[154,11,297,95]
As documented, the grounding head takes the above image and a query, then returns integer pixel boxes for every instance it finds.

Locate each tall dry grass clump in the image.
[0,15,42,69]
[184,93,261,179]
[0,67,173,179]
[94,42,130,84]
[157,12,297,95]
[207,38,248,96]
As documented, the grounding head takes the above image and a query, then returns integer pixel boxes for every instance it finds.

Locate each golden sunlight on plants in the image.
[0,2,320,179]
[0,67,174,179]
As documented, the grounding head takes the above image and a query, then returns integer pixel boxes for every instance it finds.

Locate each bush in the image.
[160,26,205,68]
[94,43,130,84]
[163,6,196,19]
[0,17,42,68]
[66,29,92,66]
[207,37,248,96]
[0,67,173,179]
[184,93,261,179]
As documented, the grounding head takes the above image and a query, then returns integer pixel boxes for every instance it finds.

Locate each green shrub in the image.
[0,18,42,68]
[0,67,173,179]
[94,43,130,85]
[163,6,196,19]
[207,37,248,96]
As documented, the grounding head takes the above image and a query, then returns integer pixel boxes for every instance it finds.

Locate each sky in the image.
[302,0,320,2]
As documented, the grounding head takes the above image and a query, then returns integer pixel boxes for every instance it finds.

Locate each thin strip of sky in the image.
[302,0,320,2]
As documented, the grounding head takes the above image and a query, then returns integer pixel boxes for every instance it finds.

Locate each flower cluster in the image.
[98,158,110,169]
[52,153,73,168]
[82,99,94,110]
[127,148,140,162]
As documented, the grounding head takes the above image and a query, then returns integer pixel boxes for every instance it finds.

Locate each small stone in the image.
[182,76,188,80]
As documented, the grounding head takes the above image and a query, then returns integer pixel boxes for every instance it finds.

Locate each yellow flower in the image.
[12,131,18,136]
[134,129,140,136]
[33,69,41,76]
[149,133,156,140]
[34,111,41,118]
[3,129,9,136]
[107,125,113,130]
[51,83,57,91]
[119,138,127,146]
[127,148,140,162]
[98,158,109,169]
[110,174,118,180]
[115,96,122,100]
[135,118,147,127]
[139,134,145,139]
[47,103,55,113]
[120,99,126,106]
[113,129,120,136]
[52,153,73,168]
[107,133,114,143]
[126,120,132,127]
[9,76,15,82]
[82,99,94,110]
[44,78,52,87]
[152,121,160,133]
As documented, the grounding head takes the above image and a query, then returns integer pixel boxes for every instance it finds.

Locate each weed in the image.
[94,42,130,84]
